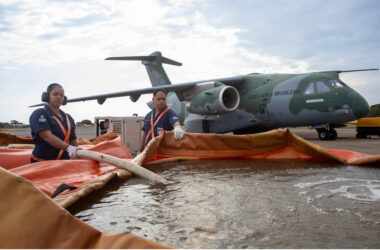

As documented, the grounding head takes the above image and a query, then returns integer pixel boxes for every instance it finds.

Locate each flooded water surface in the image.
[72,160,380,248]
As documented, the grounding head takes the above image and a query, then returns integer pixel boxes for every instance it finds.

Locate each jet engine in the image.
[188,85,240,115]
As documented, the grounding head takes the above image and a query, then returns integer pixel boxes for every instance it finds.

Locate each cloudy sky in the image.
[0,0,379,123]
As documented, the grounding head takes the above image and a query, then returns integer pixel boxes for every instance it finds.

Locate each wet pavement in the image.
[71,160,380,248]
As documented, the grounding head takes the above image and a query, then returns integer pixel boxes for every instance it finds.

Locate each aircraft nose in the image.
[351,93,369,119]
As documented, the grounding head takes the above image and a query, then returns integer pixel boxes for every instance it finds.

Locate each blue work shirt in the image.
[29,105,76,160]
[143,108,179,138]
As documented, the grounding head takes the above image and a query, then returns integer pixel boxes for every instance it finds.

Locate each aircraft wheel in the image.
[317,128,330,140]
[356,133,367,139]
[328,129,337,140]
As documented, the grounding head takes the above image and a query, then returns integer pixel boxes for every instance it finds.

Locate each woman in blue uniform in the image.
[29,83,78,162]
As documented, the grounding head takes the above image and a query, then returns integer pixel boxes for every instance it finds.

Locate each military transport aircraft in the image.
[31,51,378,140]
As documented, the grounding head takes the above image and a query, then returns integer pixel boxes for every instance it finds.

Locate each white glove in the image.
[66,145,78,158]
[174,126,185,140]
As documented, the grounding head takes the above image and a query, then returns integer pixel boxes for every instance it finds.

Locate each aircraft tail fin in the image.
[106,51,182,86]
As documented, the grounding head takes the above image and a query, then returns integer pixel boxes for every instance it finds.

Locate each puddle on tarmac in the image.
[71,160,380,248]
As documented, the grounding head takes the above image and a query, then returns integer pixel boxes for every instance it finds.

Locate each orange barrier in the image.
[76,131,119,145]
[0,147,33,169]
[0,132,32,145]
[138,129,380,166]
[1,129,379,209]
[0,137,132,204]
[0,131,118,146]
[0,129,379,248]
[0,135,131,169]
[0,167,168,249]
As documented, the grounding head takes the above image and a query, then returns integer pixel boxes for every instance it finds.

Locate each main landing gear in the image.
[316,127,337,140]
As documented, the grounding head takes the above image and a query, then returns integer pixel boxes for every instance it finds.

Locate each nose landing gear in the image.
[316,127,337,140]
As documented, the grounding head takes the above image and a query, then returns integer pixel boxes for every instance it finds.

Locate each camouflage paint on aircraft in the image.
[30,51,377,139]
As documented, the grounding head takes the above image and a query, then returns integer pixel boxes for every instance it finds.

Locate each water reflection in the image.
[72,160,380,248]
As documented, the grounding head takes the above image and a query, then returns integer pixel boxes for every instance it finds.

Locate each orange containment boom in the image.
[0,167,168,249]
[0,132,32,145]
[0,129,380,209]
[138,129,380,166]
[0,136,133,207]
[0,128,380,248]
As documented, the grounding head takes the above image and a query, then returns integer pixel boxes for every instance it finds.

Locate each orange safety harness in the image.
[143,107,169,146]
[31,113,71,161]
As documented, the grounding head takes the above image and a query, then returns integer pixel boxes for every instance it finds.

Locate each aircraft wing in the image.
[29,75,245,107]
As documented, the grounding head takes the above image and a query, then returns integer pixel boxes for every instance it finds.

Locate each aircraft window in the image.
[328,80,344,88]
[315,81,330,93]
[304,83,315,95]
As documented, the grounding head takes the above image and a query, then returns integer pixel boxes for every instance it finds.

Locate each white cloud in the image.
[2,0,352,124]
[1,0,307,66]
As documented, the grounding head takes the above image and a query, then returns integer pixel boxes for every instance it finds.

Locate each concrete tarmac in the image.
[289,127,380,154]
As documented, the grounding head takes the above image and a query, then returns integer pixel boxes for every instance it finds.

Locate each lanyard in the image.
[52,114,71,160]
[144,107,169,146]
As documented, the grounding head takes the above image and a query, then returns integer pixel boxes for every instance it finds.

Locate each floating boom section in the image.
[188,83,240,115]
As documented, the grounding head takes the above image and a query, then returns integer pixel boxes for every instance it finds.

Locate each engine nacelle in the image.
[188,85,240,115]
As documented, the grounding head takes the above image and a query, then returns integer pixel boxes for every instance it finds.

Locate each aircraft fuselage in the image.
[182,71,369,133]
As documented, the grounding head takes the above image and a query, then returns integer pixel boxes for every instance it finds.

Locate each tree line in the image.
[0,119,94,128]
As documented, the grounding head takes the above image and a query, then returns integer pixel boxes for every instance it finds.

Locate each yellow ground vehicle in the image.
[356,104,380,138]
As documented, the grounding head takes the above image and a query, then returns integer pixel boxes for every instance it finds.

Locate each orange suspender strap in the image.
[52,114,71,160]
[143,108,169,146]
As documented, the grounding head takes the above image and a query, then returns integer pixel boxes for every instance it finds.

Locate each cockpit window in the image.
[304,83,316,95]
[327,80,344,88]
[315,81,330,93]
[304,79,345,95]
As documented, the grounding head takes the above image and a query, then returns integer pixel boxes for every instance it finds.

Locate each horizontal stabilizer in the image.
[105,51,182,86]
[105,52,182,66]
[314,68,379,75]
[106,56,156,61]
[337,68,379,73]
